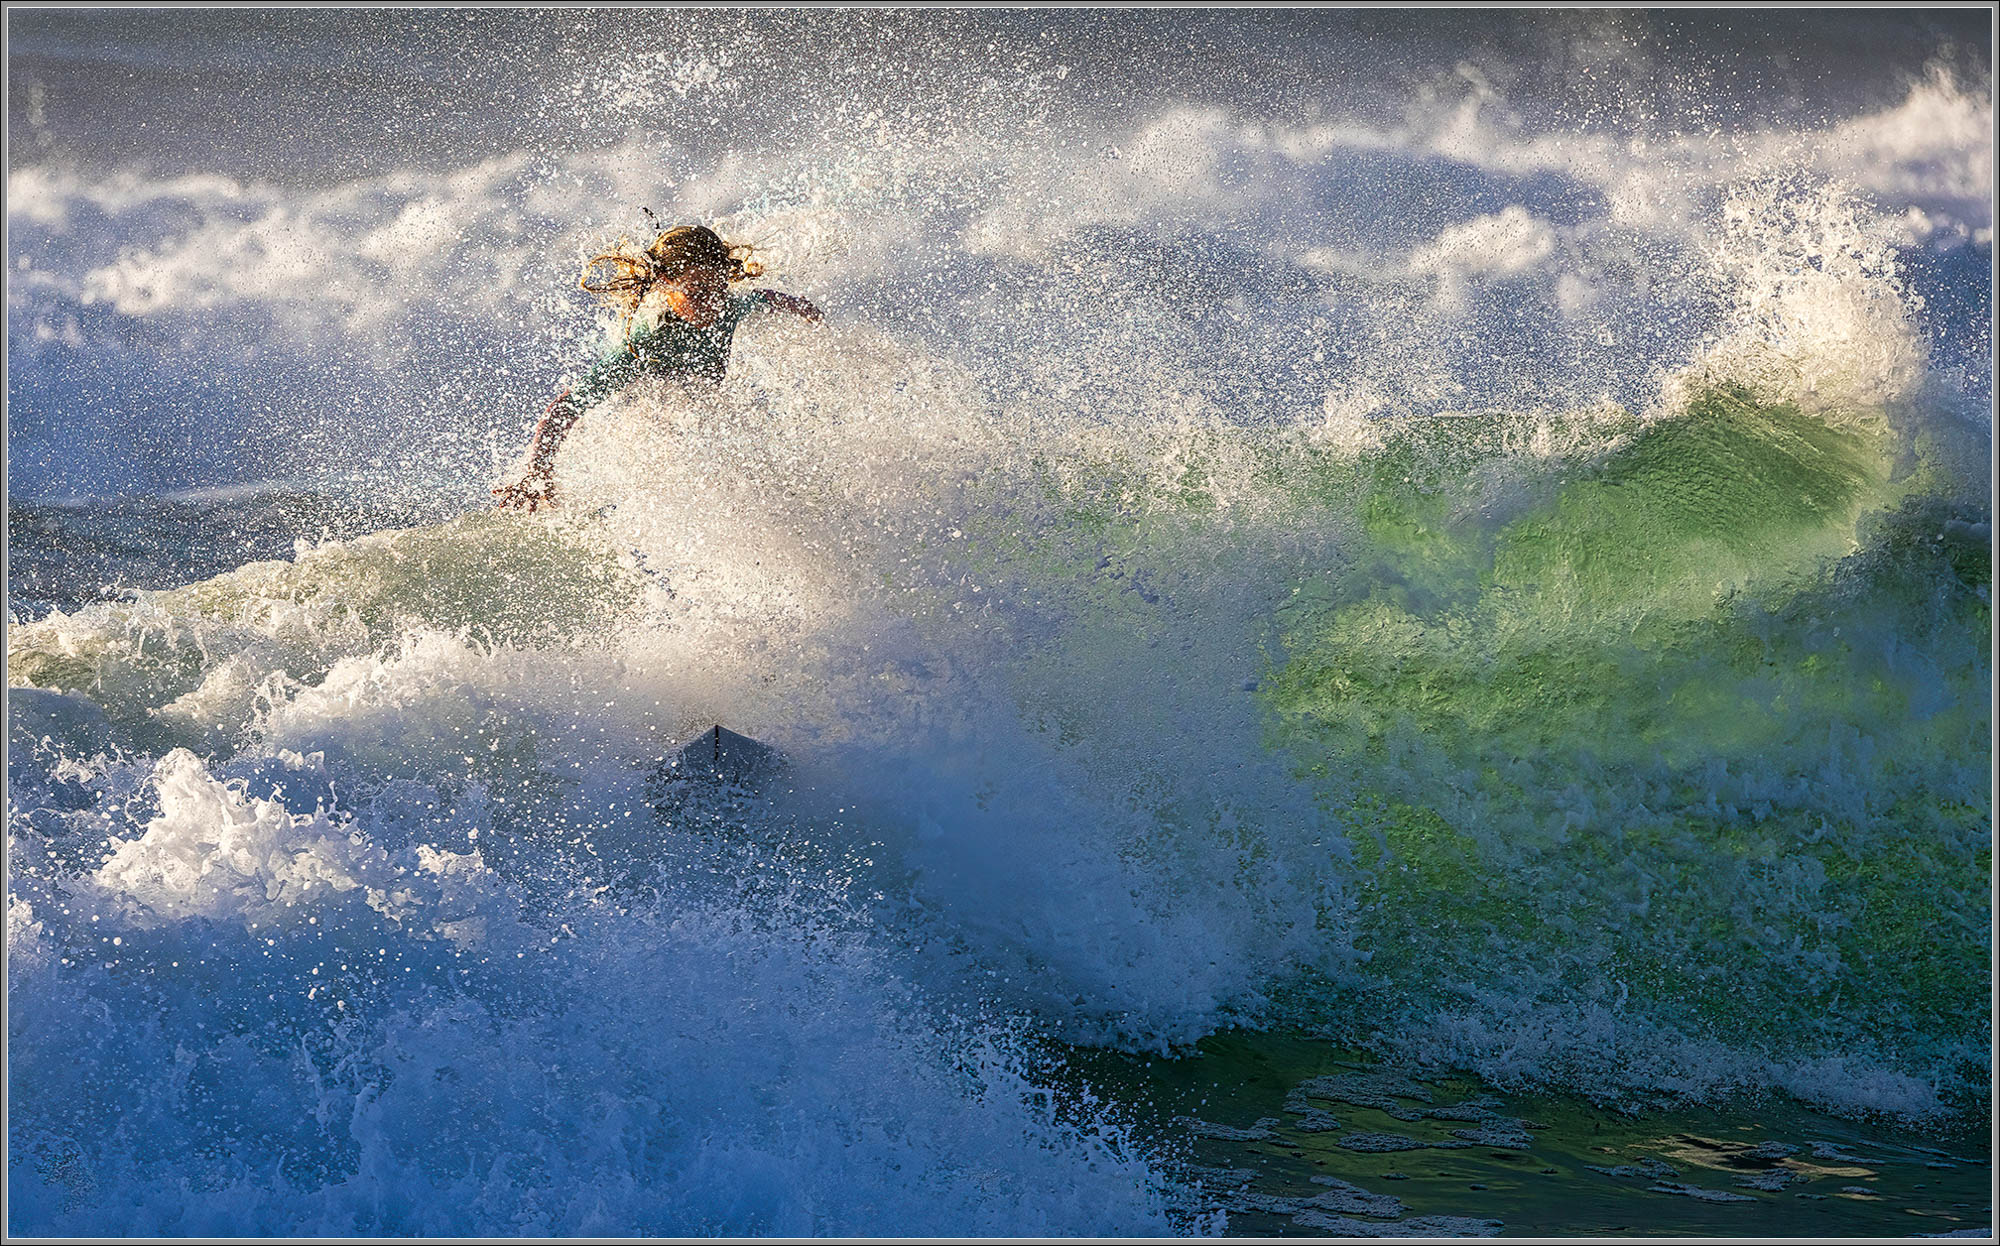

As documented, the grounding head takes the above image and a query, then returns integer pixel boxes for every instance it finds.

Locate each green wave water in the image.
[1264,390,1990,1110]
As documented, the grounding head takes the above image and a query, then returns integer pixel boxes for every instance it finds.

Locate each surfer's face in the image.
[661,264,731,328]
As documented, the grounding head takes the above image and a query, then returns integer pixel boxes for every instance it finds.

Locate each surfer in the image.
[492,223,823,511]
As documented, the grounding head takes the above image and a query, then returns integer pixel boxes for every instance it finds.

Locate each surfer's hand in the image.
[492,473,557,512]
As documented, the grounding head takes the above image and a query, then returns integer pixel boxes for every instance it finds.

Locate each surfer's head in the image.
[581,224,761,331]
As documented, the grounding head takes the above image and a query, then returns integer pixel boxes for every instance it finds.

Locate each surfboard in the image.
[652,724,786,791]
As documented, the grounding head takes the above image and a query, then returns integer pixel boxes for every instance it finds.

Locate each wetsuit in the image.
[519,291,768,482]
[565,289,768,405]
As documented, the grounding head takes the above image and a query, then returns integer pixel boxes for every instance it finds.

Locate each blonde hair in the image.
[579,224,762,337]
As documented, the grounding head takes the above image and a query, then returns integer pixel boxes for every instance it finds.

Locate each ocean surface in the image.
[6,9,1992,1237]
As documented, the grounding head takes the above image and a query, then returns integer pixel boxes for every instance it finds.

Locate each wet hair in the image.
[579,224,762,335]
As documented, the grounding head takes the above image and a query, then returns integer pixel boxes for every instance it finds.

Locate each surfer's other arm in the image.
[752,288,824,323]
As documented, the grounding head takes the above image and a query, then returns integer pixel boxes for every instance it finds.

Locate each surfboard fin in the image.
[651,724,786,792]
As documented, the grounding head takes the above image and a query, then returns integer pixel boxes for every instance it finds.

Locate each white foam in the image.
[94,748,401,925]
[1663,178,1929,418]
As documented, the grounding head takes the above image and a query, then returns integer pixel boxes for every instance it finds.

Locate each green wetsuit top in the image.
[562,290,767,409]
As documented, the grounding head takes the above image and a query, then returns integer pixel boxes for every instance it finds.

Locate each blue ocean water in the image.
[6,9,1992,1236]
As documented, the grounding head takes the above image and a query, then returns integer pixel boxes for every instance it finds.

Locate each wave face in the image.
[7,9,1991,1236]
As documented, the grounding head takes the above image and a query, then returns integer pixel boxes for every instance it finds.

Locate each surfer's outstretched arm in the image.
[493,345,642,510]
[492,391,581,511]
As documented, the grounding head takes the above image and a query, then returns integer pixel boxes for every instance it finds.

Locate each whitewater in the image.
[7,10,1992,1236]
